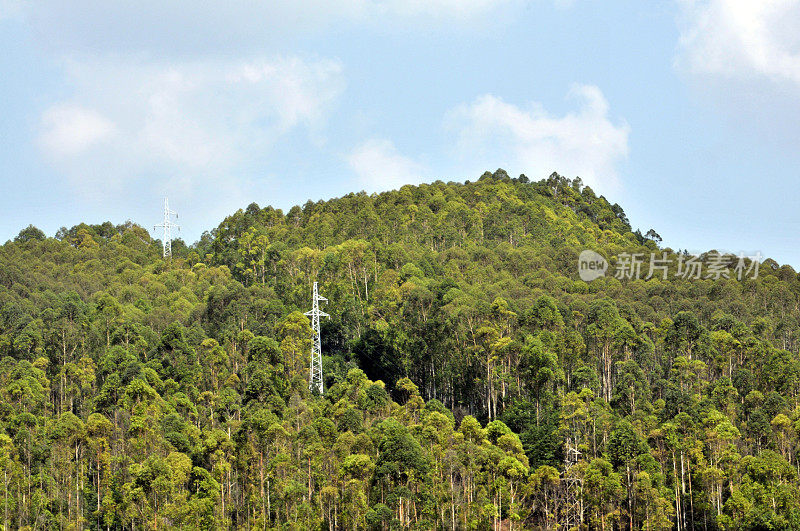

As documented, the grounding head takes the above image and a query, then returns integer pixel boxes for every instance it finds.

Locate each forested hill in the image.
[1,170,799,529]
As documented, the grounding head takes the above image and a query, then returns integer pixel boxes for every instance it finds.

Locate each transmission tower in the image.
[154,197,180,258]
[304,281,329,395]
[560,438,584,530]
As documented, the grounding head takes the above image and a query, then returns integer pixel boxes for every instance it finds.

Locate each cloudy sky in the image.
[1,1,800,265]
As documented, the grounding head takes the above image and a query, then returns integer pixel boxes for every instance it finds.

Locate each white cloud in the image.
[348,139,426,192]
[39,56,344,192]
[0,0,22,20]
[20,1,524,56]
[676,0,800,86]
[40,105,116,156]
[447,84,629,189]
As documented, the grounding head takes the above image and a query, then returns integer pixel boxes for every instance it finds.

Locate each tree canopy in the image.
[0,171,797,529]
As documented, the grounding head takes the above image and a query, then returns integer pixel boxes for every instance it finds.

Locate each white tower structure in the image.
[154,197,180,258]
[304,281,329,395]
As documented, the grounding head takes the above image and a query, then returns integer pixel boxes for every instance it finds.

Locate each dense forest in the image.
[1,169,799,530]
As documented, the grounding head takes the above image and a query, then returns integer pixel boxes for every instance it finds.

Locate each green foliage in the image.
[14,224,46,243]
[0,174,797,528]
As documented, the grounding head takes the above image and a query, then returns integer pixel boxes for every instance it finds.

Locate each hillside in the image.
[0,170,799,529]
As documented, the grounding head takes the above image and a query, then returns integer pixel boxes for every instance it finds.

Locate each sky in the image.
[1,1,800,266]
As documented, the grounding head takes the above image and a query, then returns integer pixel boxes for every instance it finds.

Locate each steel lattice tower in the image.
[304,281,329,395]
[154,198,180,258]
[560,439,584,530]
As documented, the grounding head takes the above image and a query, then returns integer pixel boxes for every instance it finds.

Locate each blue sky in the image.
[1,1,800,266]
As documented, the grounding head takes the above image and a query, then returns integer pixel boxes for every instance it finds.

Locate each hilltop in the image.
[0,170,798,529]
